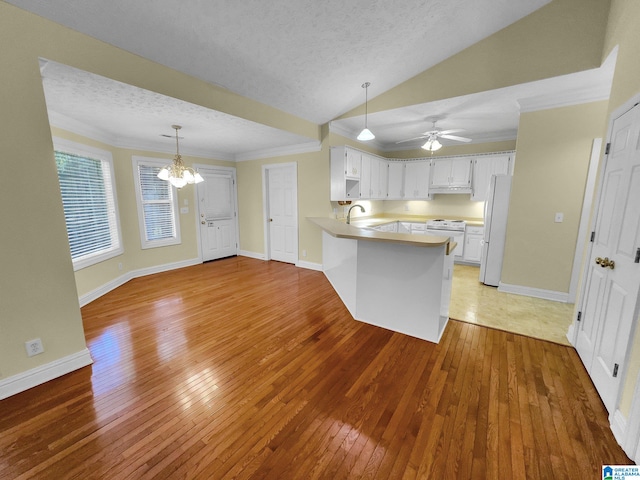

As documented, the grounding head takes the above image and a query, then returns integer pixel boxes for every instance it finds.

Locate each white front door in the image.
[265,163,297,264]
[197,168,238,262]
[576,102,640,413]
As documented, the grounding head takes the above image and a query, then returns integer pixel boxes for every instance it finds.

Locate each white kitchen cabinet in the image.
[430,157,473,193]
[471,154,512,201]
[403,160,432,199]
[463,226,484,264]
[368,156,388,199]
[360,153,372,198]
[359,154,388,199]
[330,146,361,201]
[387,161,404,199]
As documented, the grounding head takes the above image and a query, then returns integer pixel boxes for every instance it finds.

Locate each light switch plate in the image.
[555,212,564,223]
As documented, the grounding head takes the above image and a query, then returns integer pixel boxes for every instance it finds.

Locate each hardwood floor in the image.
[0,257,631,479]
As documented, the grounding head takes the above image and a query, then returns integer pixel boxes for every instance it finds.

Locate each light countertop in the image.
[308,217,457,255]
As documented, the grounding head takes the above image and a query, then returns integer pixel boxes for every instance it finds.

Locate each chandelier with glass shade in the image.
[157,125,204,188]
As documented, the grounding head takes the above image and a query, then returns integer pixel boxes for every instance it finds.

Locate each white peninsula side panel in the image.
[315,220,453,343]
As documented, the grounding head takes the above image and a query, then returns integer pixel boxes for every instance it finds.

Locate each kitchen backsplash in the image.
[332,195,484,222]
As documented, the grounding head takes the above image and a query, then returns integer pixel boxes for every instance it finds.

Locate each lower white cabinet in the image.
[463,226,484,264]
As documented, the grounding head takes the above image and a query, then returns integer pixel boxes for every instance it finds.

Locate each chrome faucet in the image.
[346,204,365,224]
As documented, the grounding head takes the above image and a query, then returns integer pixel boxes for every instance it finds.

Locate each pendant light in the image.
[157,125,204,188]
[357,82,375,141]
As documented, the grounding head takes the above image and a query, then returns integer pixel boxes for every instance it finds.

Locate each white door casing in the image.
[263,163,298,264]
[575,101,640,415]
[196,167,238,262]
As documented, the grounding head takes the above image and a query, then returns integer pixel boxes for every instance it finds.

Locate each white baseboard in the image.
[0,348,93,400]
[611,409,628,449]
[296,260,323,271]
[79,258,201,307]
[498,282,569,303]
[239,250,267,261]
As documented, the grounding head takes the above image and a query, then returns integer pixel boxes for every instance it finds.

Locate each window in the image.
[132,156,181,249]
[53,138,123,271]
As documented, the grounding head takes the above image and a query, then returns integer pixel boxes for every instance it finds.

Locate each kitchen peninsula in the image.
[308,217,456,343]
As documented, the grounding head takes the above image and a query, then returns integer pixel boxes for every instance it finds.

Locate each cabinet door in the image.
[377,158,388,198]
[464,233,484,263]
[404,160,431,198]
[450,157,472,187]
[387,162,404,199]
[360,154,372,198]
[471,154,511,201]
[430,159,451,187]
[345,148,361,178]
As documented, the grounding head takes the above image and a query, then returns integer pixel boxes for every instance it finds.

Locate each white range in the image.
[426,219,466,260]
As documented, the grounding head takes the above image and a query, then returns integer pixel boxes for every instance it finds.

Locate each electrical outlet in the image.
[302,249,307,257]
[25,338,44,357]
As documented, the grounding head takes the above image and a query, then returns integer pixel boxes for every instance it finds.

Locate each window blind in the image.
[138,164,177,242]
[55,151,120,263]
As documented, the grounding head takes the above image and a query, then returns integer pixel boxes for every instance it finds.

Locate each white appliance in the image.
[426,219,466,260]
[479,175,512,286]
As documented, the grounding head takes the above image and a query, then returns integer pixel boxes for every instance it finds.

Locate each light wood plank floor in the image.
[0,257,631,479]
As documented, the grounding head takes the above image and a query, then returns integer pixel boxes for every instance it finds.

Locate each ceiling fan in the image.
[396,120,471,151]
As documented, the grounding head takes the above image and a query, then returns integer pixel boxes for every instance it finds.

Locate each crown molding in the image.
[518,84,611,113]
[233,141,322,162]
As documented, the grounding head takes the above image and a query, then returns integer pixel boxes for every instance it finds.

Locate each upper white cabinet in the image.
[330,146,361,201]
[387,162,404,199]
[430,157,473,193]
[404,160,432,199]
[359,153,388,199]
[471,153,513,201]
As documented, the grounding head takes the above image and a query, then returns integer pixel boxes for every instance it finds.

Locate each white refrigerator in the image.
[479,175,512,286]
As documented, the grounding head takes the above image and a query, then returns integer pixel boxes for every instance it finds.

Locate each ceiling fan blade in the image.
[437,129,463,136]
[395,135,428,144]
[440,134,472,143]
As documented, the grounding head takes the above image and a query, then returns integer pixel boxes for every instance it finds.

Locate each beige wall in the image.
[501,101,608,293]
[602,0,640,419]
[50,128,235,298]
[340,0,610,119]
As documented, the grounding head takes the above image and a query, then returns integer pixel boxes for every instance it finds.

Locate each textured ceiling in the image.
[7,0,550,124]
[9,0,613,160]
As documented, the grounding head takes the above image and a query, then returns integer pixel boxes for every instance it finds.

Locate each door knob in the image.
[269,218,273,222]
[596,256,615,269]
[201,221,206,225]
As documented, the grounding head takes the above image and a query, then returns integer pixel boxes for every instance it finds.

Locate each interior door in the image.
[197,169,238,262]
[266,164,297,264]
[576,102,640,413]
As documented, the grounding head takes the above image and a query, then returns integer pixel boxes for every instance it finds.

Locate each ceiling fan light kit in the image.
[357,82,375,141]
[398,120,472,150]
[157,125,204,188]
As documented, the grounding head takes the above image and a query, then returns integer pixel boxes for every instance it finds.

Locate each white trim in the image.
[132,156,182,250]
[0,348,93,400]
[296,260,323,271]
[497,282,569,303]
[239,250,267,261]
[52,136,124,271]
[568,138,602,304]
[611,409,628,451]
[234,141,321,162]
[78,258,201,307]
[622,371,640,460]
[49,111,233,160]
[262,162,299,264]
[193,164,240,262]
